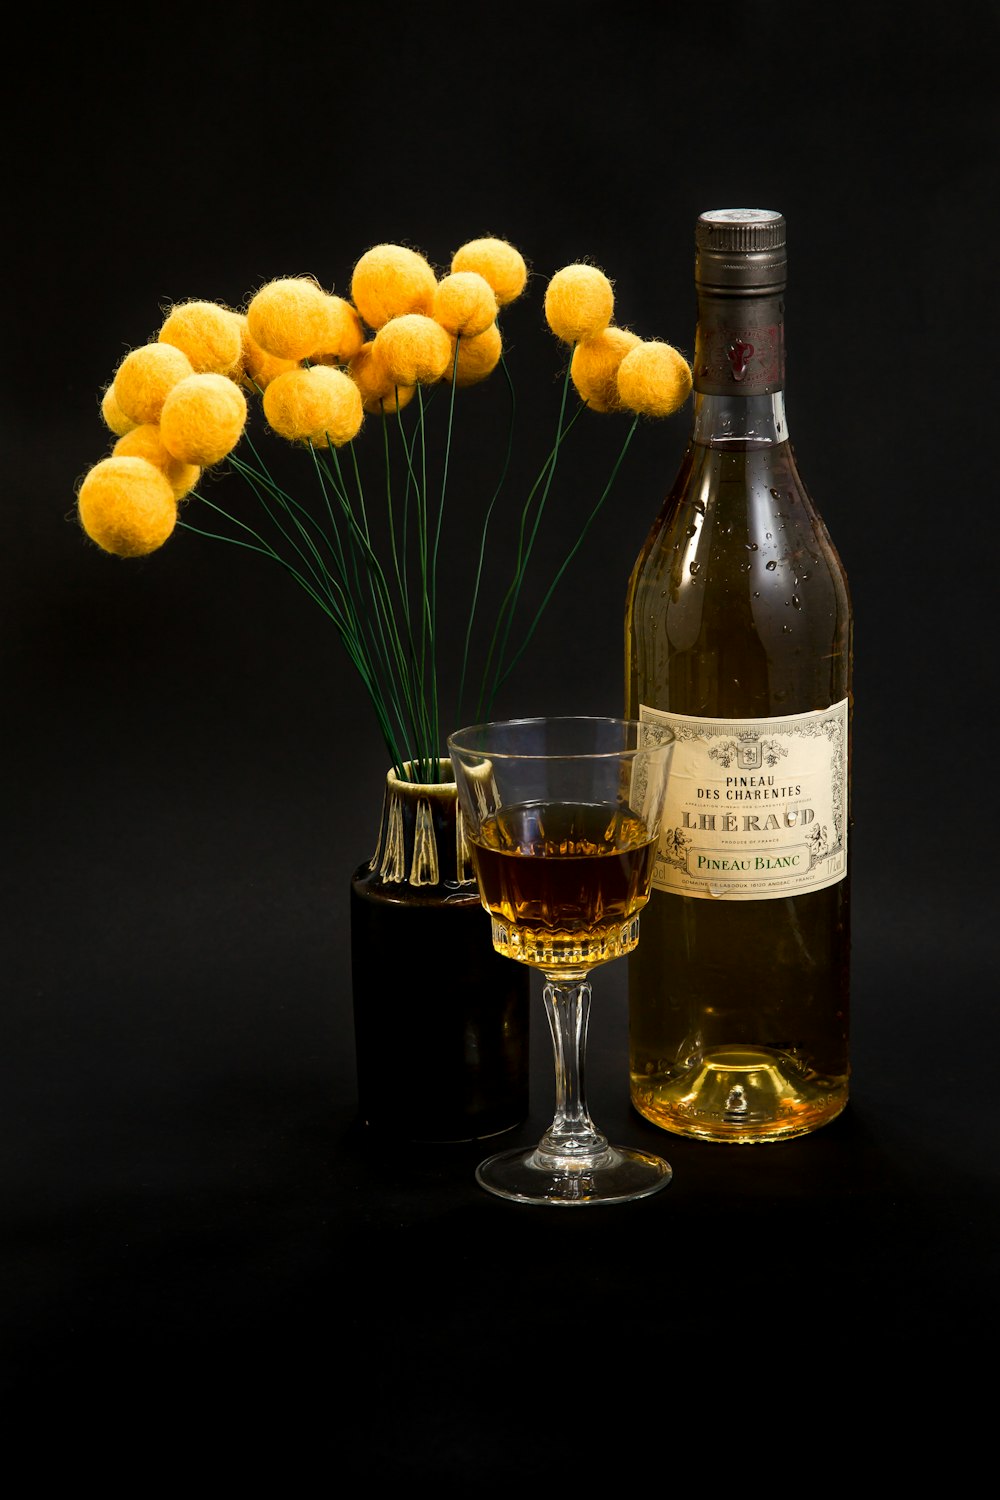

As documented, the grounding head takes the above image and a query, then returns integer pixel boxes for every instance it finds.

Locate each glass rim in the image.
[447,714,674,760]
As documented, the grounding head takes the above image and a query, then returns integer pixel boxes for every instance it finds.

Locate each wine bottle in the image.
[625,209,852,1142]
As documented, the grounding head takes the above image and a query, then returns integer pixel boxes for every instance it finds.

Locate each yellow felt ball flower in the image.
[373,314,452,387]
[77,455,177,557]
[159,300,244,376]
[113,424,201,500]
[309,295,366,365]
[431,272,498,337]
[262,365,364,447]
[159,373,247,466]
[442,323,502,388]
[571,327,642,412]
[545,264,615,345]
[616,341,693,417]
[112,343,195,426]
[245,277,332,361]
[350,245,437,331]
[451,238,527,306]
[100,383,137,437]
[237,315,300,392]
[347,343,416,415]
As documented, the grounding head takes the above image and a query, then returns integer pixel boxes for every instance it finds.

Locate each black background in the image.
[5,0,999,1471]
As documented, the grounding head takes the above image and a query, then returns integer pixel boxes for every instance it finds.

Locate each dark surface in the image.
[4,0,999,1467]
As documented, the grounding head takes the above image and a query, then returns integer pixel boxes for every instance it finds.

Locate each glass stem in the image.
[537,975,609,1162]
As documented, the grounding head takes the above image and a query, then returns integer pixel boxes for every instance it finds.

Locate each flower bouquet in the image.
[74,235,692,1141]
[75,236,692,784]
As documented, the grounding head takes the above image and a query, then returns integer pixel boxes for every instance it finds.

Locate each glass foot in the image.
[475,1143,672,1206]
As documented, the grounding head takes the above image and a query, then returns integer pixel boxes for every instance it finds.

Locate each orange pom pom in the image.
[309,295,366,365]
[442,323,502,387]
[159,300,243,376]
[431,272,498,337]
[373,314,452,386]
[616,341,693,417]
[100,383,137,437]
[347,342,416,415]
[112,343,195,426]
[245,277,332,361]
[351,245,437,330]
[545,264,615,345]
[77,456,177,557]
[159,374,247,465]
[262,365,364,447]
[451,238,527,306]
[571,327,641,412]
[113,424,201,500]
[237,316,299,392]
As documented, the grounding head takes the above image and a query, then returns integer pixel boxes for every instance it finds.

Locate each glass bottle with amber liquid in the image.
[625,209,852,1142]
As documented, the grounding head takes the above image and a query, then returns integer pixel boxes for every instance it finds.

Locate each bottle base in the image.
[630,1045,848,1143]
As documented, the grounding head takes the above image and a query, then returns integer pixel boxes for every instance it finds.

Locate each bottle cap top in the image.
[695,209,787,292]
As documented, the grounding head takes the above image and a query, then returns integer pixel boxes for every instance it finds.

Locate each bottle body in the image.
[625,211,852,1142]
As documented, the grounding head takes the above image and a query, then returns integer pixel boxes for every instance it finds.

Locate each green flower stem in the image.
[495,413,641,692]
[477,362,585,718]
[456,353,516,726]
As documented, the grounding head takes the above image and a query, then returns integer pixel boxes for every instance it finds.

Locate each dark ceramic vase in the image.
[350,760,531,1143]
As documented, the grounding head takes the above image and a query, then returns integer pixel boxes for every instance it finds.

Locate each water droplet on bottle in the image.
[693,499,705,514]
[689,561,701,576]
[766,560,777,571]
[769,488,780,498]
[740,561,751,572]
[792,595,801,609]
[686,525,696,538]
[765,532,772,539]
[785,808,799,827]
[752,590,760,598]
[746,542,758,552]
[782,624,791,633]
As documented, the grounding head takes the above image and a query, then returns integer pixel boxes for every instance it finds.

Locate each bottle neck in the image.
[692,287,787,446]
[692,390,788,446]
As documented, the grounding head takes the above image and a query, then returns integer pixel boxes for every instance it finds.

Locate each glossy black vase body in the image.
[350,761,531,1143]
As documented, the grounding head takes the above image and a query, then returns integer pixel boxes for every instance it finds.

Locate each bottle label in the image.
[640,700,849,900]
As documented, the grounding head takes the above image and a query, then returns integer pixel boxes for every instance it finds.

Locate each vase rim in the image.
[387,758,456,793]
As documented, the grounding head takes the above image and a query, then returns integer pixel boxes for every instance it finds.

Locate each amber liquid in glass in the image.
[468,801,658,972]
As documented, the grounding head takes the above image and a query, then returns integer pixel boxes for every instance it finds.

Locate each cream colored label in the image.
[640,701,848,900]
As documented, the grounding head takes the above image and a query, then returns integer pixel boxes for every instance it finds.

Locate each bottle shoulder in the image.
[626,438,852,719]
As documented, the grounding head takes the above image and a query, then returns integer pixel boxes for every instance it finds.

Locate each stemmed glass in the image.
[448,715,675,1206]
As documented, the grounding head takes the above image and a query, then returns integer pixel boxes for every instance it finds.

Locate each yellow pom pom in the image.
[77,455,177,557]
[431,272,498,337]
[112,343,195,426]
[159,300,243,376]
[616,341,693,417]
[262,365,364,447]
[373,314,452,386]
[442,322,502,387]
[542,267,614,345]
[159,373,247,465]
[113,424,201,500]
[571,327,642,412]
[451,238,527,306]
[347,342,416,415]
[237,315,300,392]
[309,295,366,365]
[100,383,137,437]
[350,245,437,331]
[545,264,615,345]
[245,277,332,361]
